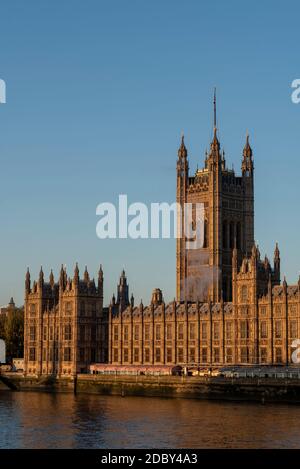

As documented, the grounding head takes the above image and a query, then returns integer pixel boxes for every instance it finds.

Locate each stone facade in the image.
[23,265,108,376]
[23,97,300,371]
[109,108,300,367]
[109,253,300,366]
[177,128,254,303]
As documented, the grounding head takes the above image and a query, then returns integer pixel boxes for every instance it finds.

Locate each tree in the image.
[0,308,24,361]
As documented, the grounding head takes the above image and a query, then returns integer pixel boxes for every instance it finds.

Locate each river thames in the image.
[1,391,300,448]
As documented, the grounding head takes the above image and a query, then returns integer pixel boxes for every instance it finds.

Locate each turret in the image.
[151,288,163,306]
[116,270,130,312]
[176,134,189,302]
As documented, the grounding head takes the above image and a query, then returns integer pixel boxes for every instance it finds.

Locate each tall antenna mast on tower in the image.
[213,87,217,129]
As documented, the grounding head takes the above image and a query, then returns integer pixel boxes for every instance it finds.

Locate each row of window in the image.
[28,302,99,317]
[28,345,289,365]
[29,325,102,342]
[112,320,299,342]
[112,347,289,364]
[29,347,96,363]
[114,323,197,341]
[222,221,242,250]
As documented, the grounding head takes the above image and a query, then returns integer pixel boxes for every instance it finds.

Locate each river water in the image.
[0,390,300,448]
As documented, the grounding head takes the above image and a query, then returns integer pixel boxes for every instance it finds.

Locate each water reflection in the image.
[1,390,300,448]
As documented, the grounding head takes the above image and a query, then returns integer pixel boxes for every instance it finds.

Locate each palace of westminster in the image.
[23,98,300,376]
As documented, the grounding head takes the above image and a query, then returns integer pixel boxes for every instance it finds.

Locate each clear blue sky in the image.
[0,0,299,307]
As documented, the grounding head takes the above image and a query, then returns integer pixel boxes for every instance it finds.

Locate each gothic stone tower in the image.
[23,264,107,377]
[176,95,254,303]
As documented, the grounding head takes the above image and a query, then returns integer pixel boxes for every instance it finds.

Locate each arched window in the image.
[241,285,248,302]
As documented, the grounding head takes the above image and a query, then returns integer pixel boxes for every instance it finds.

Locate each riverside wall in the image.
[2,373,300,403]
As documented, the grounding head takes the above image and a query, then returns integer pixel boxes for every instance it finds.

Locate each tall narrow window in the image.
[240,321,248,339]
[30,326,36,341]
[260,321,267,339]
[63,347,71,362]
[223,221,227,249]
[202,323,207,340]
[275,320,282,339]
[29,348,36,361]
[226,322,232,340]
[241,285,248,302]
[64,324,72,341]
[213,322,220,340]
[290,321,297,339]
[189,323,196,340]
[166,324,172,340]
[177,323,184,340]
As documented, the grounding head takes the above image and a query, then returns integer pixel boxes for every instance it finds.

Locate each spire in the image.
[117,269,129,311]
[177,133,188,179]
[274,242,280,283]
[274,242,280,260]
[73,262,79,285]
[130,293,134,307]
[243,131,253,158]
[25,268,31,293]
[242,131,254,175]
[84,266,90,283]
[283,276,287,292]
[209,126,220,156]
[49,269,54,287]
[59,264,65,289]
[9,297,15,307]
[178,134,187,159]
[209,90,220,158]
[39,266,44,285]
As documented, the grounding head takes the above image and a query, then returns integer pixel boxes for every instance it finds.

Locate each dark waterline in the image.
[0,390,300,449]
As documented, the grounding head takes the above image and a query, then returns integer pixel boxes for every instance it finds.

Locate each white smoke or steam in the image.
[181,249,221,302]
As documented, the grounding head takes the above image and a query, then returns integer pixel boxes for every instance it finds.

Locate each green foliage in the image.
[0,308,24,360]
